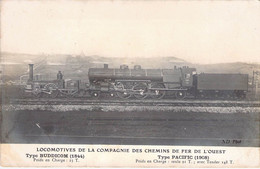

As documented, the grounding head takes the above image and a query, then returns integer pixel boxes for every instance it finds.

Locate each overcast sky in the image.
[1,1,260,64]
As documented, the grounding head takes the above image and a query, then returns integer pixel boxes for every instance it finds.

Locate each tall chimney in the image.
[28,64,34,81]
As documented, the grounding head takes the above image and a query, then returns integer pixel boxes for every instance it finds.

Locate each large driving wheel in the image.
[116,82,132,99]
[43,83,59,98]
[32,83,42,98]
[175,90,186,99]
[19,88,32,98]
[150,83,166,99]
[133,83,148,99]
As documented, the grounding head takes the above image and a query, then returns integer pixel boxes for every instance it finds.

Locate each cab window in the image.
[185,73,191,78]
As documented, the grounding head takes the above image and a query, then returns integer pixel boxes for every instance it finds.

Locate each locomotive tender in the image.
[23,64,248,99]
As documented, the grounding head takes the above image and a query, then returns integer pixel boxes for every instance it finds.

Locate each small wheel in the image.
[133,83,148,99]
[197,93,204,99]
[90,91,100,98]
[78,89,87,97]
[150,83,166,99]
[175,91,186,99]
[225,92,233,100]
[240,93,246,99]
[234,90,245,100]
[109,92,116,97]
[214,93,219,99]
[65,90,78,98]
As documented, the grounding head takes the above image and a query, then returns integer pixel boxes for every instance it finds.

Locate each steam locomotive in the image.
[22,64,248,99]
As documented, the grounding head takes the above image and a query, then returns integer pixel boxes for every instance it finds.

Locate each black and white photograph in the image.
[0,0,259,167]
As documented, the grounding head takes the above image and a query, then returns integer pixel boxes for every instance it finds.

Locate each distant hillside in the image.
[1,52,260,81]
[192,62,260,75]
[1,52,186,68]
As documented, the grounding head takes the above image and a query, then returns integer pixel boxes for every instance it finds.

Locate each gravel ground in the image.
[3,104,260,114]
[1,106,259,146]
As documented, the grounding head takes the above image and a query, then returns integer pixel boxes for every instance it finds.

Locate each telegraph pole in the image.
[253,71,260,99]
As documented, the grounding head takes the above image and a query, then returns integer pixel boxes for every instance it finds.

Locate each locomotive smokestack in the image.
[28,64,34,81]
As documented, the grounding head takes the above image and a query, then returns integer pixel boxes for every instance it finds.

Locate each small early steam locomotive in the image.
[22,64,248,99]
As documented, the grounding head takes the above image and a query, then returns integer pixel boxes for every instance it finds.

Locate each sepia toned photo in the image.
[0,0,259,167]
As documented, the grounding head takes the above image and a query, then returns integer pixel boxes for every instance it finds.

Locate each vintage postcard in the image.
[0,0,259,167]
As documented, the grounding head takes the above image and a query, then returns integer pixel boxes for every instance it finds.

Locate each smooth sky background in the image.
[1,1,260,64]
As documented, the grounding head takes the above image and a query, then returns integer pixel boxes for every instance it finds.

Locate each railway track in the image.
[8,98,260,107]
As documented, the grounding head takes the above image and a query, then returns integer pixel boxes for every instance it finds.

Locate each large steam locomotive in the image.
[22,64,248,99]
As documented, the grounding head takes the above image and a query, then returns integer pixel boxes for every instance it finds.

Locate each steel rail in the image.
[8,99,260,107]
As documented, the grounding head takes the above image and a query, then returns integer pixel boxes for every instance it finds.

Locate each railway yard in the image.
[1,98,260,147]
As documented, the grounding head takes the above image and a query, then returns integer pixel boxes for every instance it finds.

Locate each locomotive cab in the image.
[181,66,196,87]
